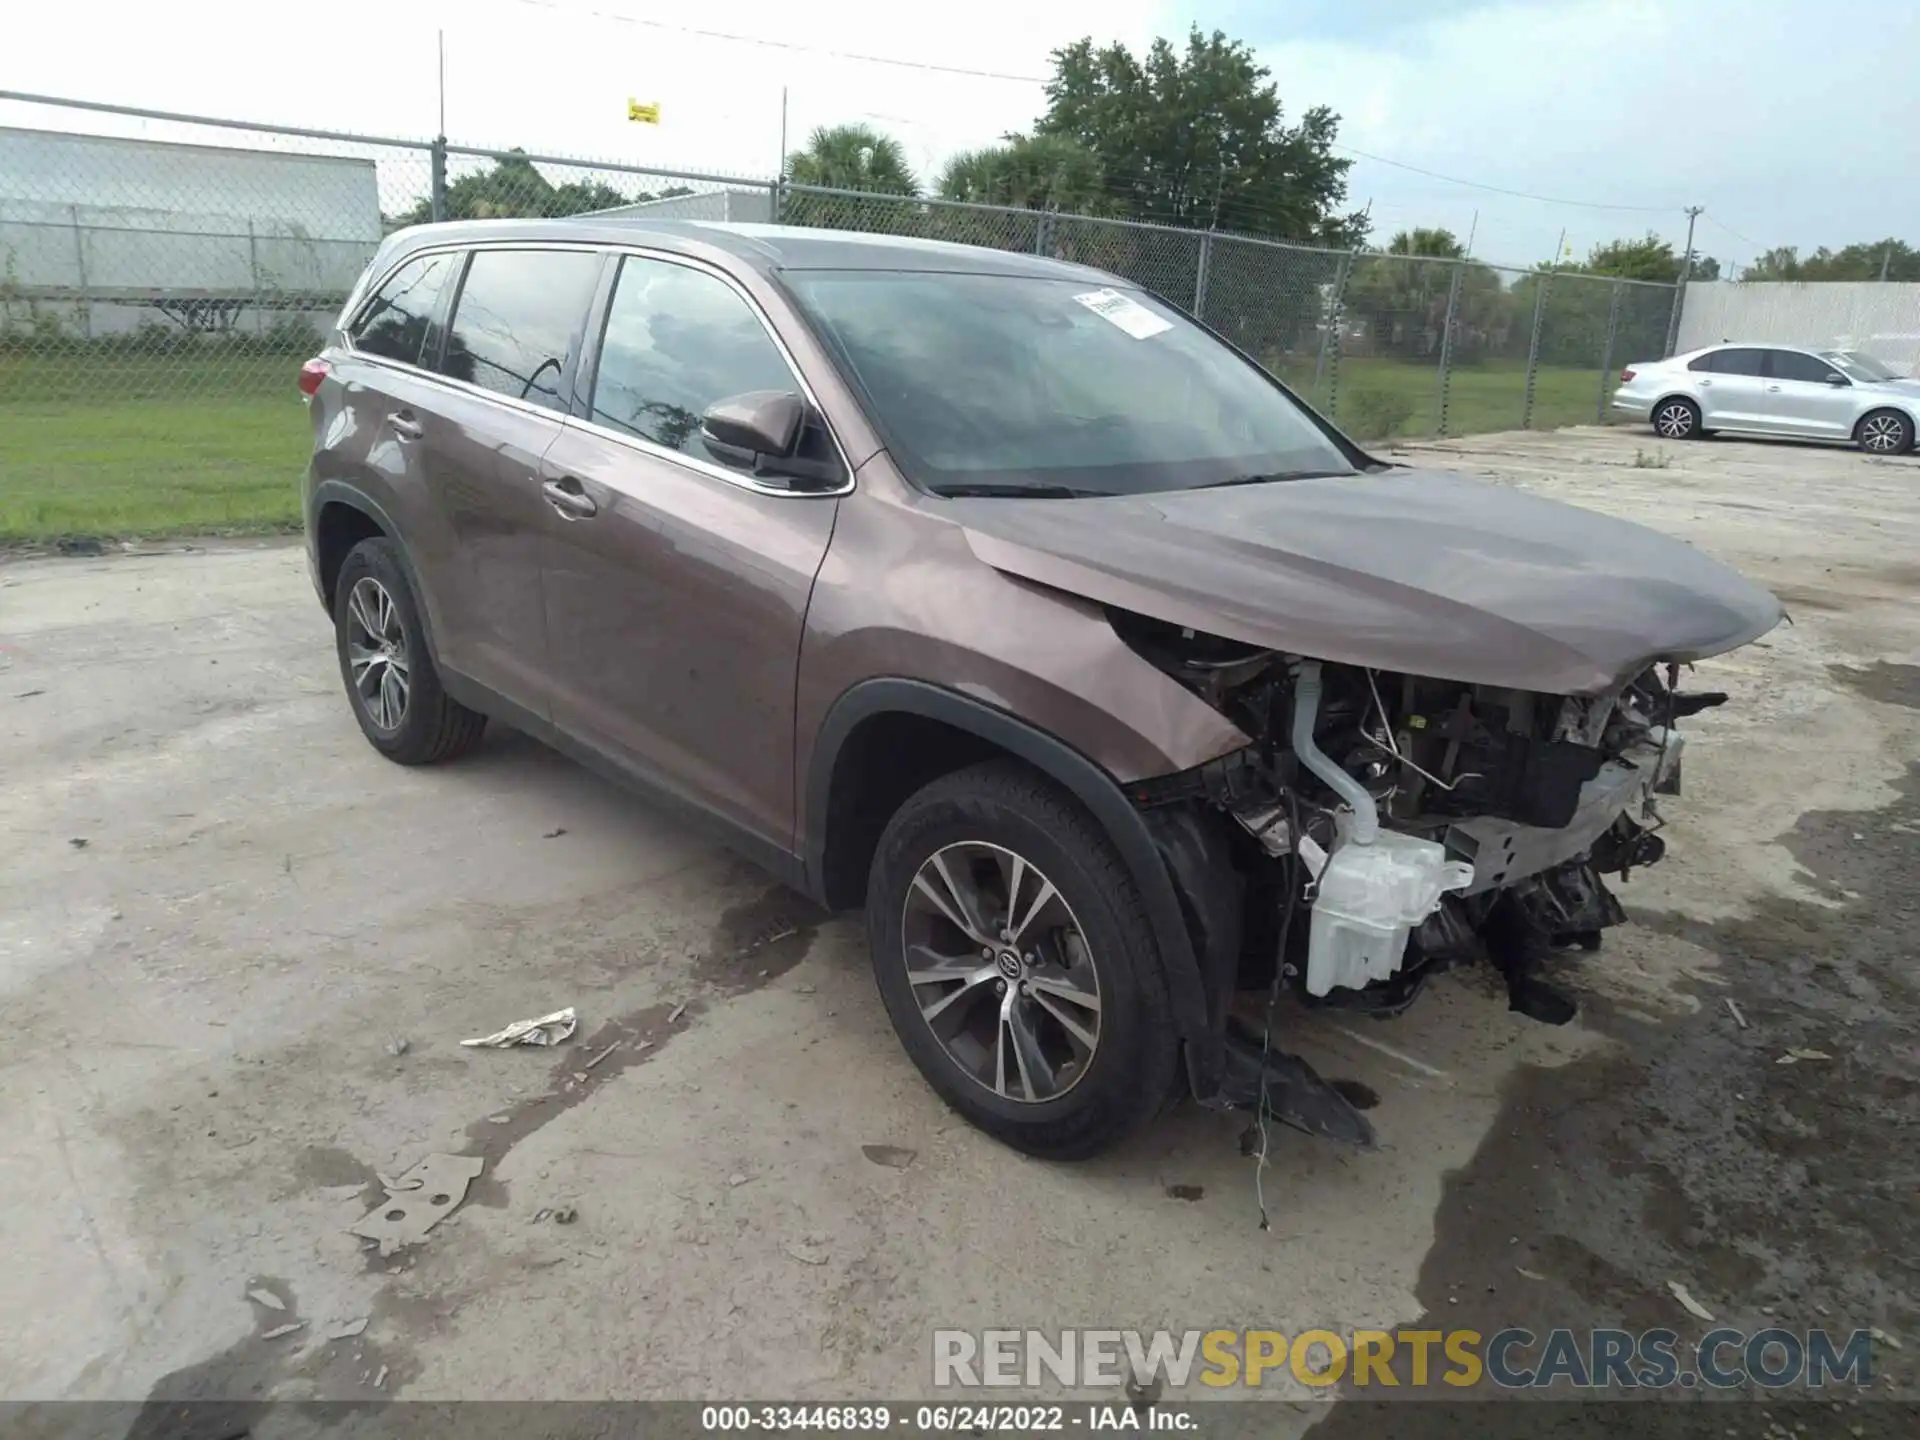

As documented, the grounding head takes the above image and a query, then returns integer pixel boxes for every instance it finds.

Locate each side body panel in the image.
[1696,364,1764,430]
[415,383,566,711]
[539,424,839,853]
[1759,349,1856,439]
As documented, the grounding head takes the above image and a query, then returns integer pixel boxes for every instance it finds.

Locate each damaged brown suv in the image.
[302,220,1782,1159]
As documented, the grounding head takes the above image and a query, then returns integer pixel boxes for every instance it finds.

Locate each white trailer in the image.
[0,125,382,336]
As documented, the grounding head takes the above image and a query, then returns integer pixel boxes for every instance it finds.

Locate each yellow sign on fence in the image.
[627,99,661,125]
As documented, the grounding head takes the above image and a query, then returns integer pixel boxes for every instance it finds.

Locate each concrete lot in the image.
[2,427,1916,1431]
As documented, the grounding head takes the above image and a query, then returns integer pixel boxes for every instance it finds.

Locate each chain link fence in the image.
[1,91,1679,538]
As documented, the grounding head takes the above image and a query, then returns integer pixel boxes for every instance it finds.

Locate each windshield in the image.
[781,270,1357,497]
[1823,350,1899,383]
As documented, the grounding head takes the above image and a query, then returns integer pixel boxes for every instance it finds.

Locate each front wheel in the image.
[1652,397,1702,440]
[865,761,1181,1160]
[1855,408,1914,455]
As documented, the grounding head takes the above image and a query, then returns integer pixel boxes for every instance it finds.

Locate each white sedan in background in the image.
[1613,344,1918,454]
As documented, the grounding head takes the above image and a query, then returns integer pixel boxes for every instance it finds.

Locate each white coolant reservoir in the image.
[1304,831,1476,996]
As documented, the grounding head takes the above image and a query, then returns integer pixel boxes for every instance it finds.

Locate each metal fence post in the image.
[1596,280,1625,424]
[1193,231,1213,317]
[1434,260,1465,438]
[1035,208,1055,258]
[1312,249,1354,408]
[1661,277,1684,358]
[429,136,448,224]
[1521,269,1552,429]
[69,203,91,339]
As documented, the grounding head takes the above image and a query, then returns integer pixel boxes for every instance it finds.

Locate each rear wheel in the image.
[1652,397,1702,440]
[865,761,1180,1160]
[1855,408,1914,455]
[333,537,487,764]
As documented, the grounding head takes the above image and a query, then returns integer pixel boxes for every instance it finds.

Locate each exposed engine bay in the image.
[1112,608,1729,1033]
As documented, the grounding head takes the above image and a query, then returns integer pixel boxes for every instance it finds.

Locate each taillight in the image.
[299,357,330,398]
[1619,367,1637,383]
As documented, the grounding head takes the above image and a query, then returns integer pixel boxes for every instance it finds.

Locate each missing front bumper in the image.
[1205,1021,1377,1147]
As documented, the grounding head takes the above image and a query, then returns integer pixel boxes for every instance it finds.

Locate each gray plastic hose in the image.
[1291,660,1379,845]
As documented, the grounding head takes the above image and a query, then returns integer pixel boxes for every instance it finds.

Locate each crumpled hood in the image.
[947,468,1784,696]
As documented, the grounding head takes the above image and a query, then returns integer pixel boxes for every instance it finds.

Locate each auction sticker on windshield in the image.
[1072,287,1173,339]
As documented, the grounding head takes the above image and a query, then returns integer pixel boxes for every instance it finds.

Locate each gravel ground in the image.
[1,426,1914,1437]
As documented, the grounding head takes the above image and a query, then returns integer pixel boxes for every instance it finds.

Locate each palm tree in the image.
[785,124,918,196]
[937,134,1104,214]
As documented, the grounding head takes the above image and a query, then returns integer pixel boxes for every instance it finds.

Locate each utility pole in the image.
[1880,243,1893,282]
[1679,205,1703,283]
[1665,205,1703,358]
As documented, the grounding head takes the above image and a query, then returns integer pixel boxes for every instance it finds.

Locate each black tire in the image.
[865,760,1180,1160]
[1854,408,1914,456]
[1651,396,1702,440]
[333,536,487,764]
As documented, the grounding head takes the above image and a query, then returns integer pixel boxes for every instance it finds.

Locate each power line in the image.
[1327,144,1677,214]
[495,0,1048,83]
[1699,211,1767,253]
[496,0,1690,219]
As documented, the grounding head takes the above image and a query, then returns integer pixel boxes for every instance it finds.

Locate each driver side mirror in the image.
[700,390,843,490]
[702,389,805,458]
[1825,373,1849,386]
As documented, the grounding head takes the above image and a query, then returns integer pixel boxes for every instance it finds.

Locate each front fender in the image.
[804,677,1233,1100]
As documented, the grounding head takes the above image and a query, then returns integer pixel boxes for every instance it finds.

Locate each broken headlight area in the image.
[1116,609,1723,1027]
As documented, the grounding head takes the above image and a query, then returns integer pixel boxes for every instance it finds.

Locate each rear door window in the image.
[1767,349,1844,384]
[587,255,799,457]
[1708,348,1766,377]
[442,249,604,412]
[349,252,457,367]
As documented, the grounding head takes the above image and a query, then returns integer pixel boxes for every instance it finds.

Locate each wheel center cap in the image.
[994,949,1023,979]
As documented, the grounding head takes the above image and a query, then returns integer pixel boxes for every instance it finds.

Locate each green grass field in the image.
[0,352,1625,544]
[1277,355,1619,442]
[0,354,311,543]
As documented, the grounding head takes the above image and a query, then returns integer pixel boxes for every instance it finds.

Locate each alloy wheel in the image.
[1860,414,1905,453]
[346,576,410,731]
[1654,403,1695,439]
[900,841,1102,1103]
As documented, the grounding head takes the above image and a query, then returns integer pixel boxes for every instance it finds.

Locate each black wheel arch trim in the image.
[803,677,1228,1099]
[309,480,443,666]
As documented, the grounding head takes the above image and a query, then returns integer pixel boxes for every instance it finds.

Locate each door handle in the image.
[542,478,598,519]
[1699,379,1712,387]
[390,413,424,440]
[1766,384,1782,392]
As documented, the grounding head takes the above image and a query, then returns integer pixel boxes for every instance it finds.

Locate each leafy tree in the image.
[391,152,686,228]
[1741,238,1918,281]
[785,123,918,196]
[937,134,1105,213]
[1034,27,1365,244]
[1581,232,1716,284]
[1383,228,1465,260]
[1342,229,1513,363]
[1741,246,1803,281]
[782,123,921,232]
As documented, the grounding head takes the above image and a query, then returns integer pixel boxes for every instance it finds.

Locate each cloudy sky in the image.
[3,0,1911,272]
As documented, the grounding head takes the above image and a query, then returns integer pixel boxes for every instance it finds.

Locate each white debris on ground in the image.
[460,1008,577,1048]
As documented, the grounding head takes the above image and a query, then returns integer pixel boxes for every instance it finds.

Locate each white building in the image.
[588,186,775,225]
